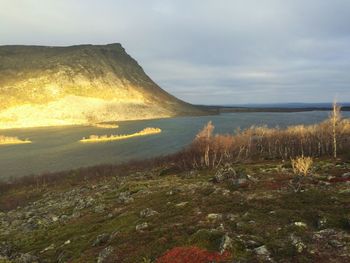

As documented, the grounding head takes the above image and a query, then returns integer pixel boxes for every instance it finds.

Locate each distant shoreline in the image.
[199,105,350,113]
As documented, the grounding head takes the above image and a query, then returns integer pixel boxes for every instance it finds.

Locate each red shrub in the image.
[156,246,230,263]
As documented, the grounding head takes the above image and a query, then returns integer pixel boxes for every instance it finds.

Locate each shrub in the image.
[178,112,350,169]
[291,156,313,177]
[156,246,230,263]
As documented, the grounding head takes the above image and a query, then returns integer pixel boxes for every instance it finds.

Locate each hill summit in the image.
[0,43,205,128]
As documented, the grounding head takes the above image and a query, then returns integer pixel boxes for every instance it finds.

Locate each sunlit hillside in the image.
[0,44,207,129]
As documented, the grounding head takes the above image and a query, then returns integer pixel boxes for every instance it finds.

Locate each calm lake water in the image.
[1,111,349,180]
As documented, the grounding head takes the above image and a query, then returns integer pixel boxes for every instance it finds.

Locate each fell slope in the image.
[0,43,206,129]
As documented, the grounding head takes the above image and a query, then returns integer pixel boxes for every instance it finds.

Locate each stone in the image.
[207,213,222,221]
[140,208,158,218]
[175,202,188,207]
[254,245,269,256]
[94,204,105,213]
[341,172,350,178]
[136,222,148,231]
[294,221,307,228]
[290,234,306,253]
[93,233,110,247]
[16,253,40,263]
[214,164,237,183]
[117,192,134,204]
[97,246,114,263]
[219,234,232,254]
[328,239,343,248]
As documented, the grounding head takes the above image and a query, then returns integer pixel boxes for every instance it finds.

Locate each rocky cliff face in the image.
[0,43,205,129]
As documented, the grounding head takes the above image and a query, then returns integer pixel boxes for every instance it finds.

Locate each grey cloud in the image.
[1,0,349,104]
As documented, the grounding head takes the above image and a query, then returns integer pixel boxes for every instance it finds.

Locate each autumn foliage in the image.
[156,246,230,263]
[178,112,350,169]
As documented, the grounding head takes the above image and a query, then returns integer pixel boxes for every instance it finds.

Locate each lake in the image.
[1,111,349,180]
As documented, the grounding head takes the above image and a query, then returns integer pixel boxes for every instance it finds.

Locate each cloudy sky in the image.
[1,0,350,105]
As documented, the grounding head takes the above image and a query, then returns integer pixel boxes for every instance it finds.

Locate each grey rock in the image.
[254,245,269,256]
[15,253,40,263]
[219,234,232,253]
[341,172,350,178]
[97,246,114,263]
[92,233,110,247]
[328,239,343,248]
[118,192,134,204]
[136,222,148,231]
[140,208,158,218]
[290,234,306,253]
[94,204,105,213]
[207,213,222,221]
[0,242,14,258]
[214,164,237,183]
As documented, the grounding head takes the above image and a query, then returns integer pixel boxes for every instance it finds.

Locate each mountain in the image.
[0,43,208,129]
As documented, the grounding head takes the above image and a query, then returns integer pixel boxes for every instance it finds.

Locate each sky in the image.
[1,0,350,105]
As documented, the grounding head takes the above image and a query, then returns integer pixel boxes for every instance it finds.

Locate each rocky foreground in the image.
[1,159,350,262]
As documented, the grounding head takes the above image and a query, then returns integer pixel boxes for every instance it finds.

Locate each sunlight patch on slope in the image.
[0,95,172,129]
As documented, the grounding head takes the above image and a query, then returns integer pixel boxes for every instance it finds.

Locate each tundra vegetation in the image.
[0,105,349,262]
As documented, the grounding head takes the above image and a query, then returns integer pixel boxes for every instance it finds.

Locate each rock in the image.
[166,188,181,196]
[254,245,274,262]
[254,245,269,256]
[97,246,114,263]
[117,192,134,204]
[341,172,350,178]
[338,189,350,194]
[16,253,40,263]
[294,221,307,228]
[226,213,239,221]
[328,239,343,248]
[92,233,110,247]
[228,178,248,187]
[290,234,306,253]
[214,164,237,183]
[247,174,259,183]
[175,202,188,207]
[94,204,105,213]
[207,213,222,221]
[140,208,158,218]
[0,242,14,258]
[244,239,263,249]
[219,234,232,254]
[136,222,148,231]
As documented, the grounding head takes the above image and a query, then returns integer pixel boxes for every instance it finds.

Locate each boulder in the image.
[97,246,114,263]
[92,233,110,247]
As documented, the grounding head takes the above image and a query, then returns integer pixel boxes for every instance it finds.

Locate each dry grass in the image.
[291,156,313,176]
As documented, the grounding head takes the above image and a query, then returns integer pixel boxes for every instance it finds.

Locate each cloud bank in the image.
[1,0,350,104]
